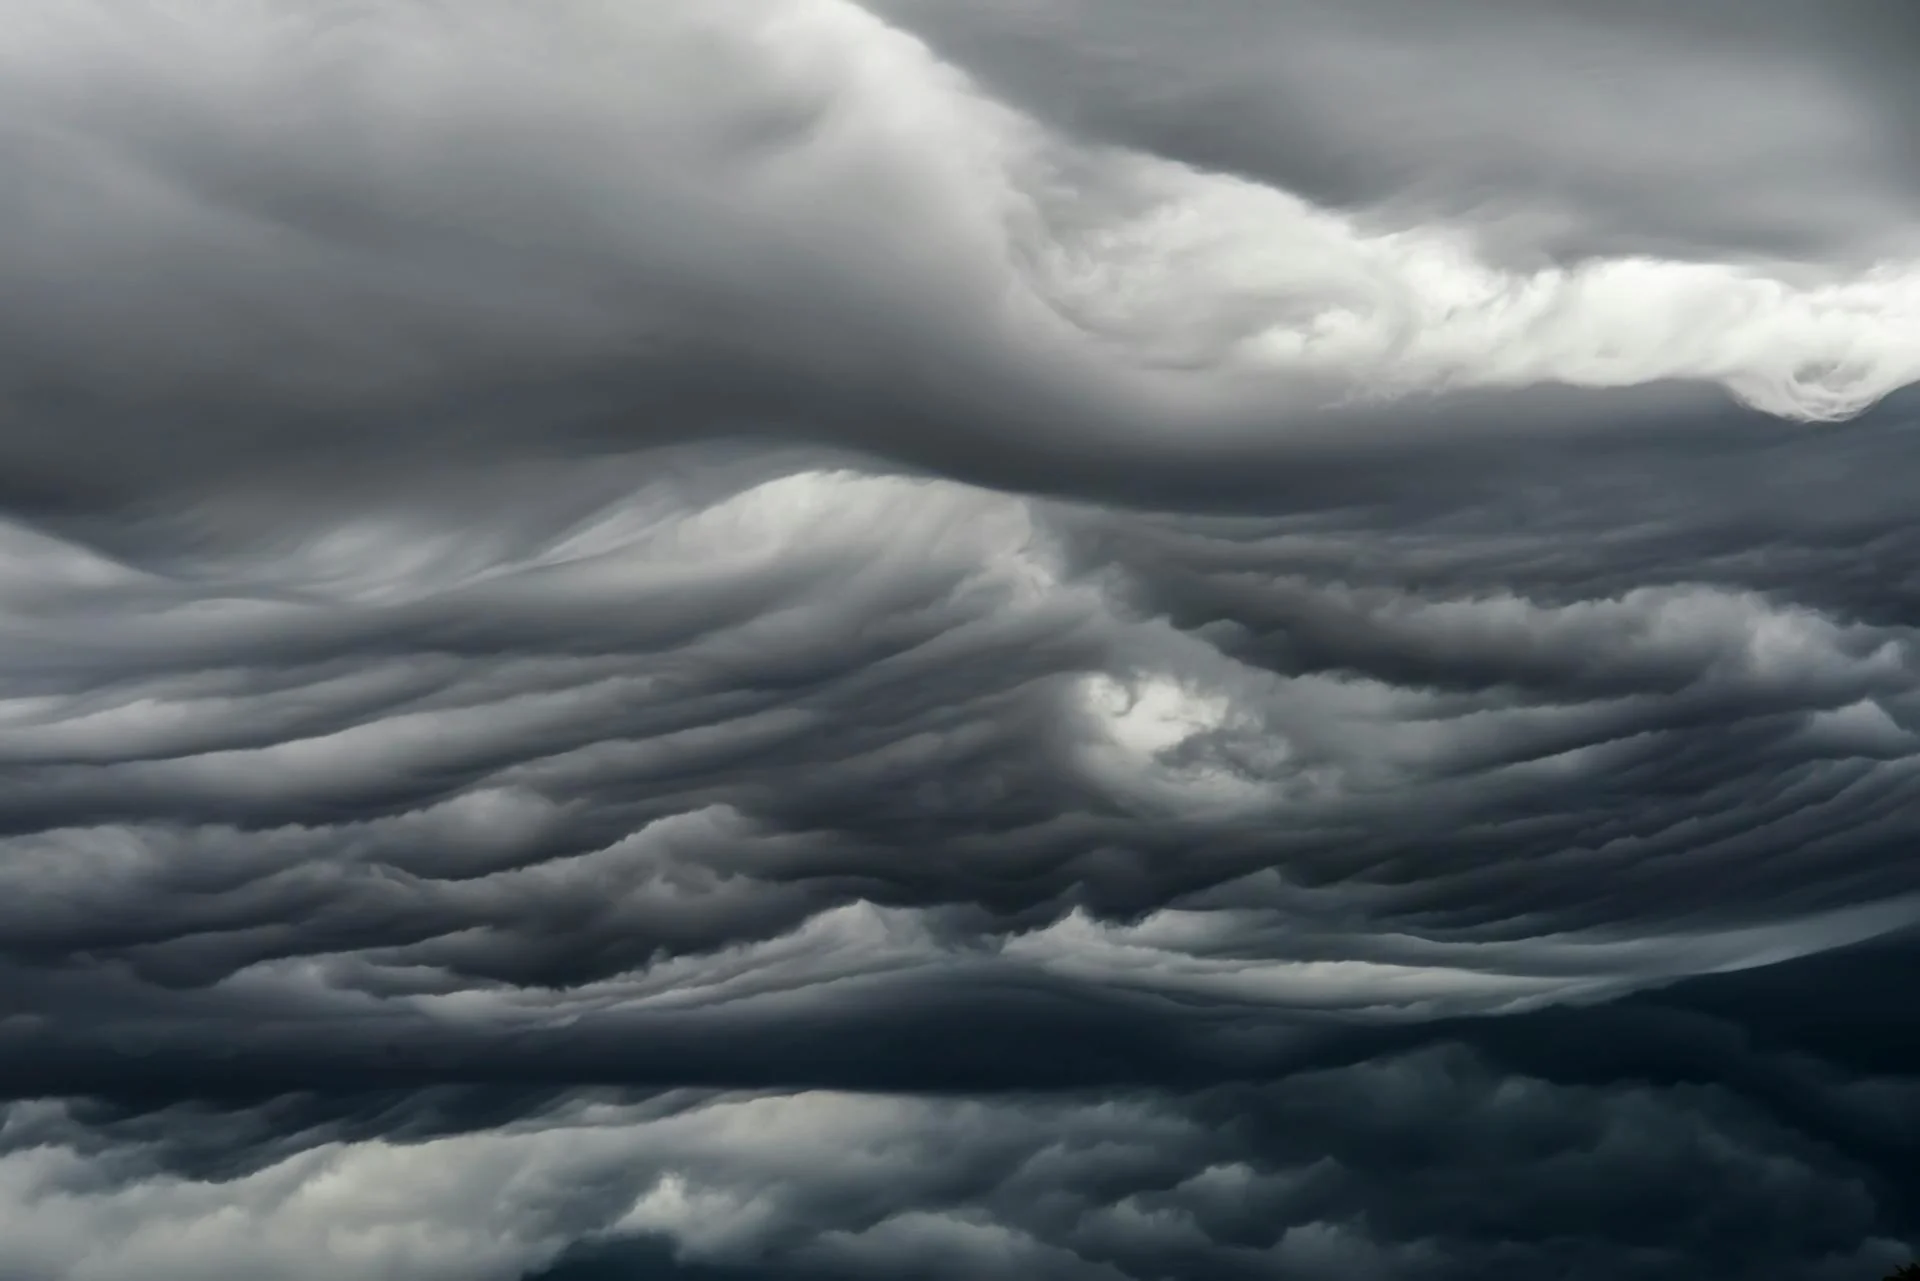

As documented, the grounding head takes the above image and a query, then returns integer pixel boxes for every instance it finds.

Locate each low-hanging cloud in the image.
[4,0,1920,515]
[8,2,1920,1279]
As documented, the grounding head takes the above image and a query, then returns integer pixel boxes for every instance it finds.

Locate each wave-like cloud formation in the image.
[8,2,1920,1279]
[6,462,1916,1034]
[8,431,1920,1276]
[5,0,1920,513]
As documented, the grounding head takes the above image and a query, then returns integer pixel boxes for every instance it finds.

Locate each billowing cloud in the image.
[6,1,1920,1278]
[4,0,1920,516]
[5,1019,1916,1281]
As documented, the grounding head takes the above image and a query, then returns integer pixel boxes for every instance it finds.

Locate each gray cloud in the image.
[4,1023,1914,1281]
[3,0,1920,519]
[869,0,1920,265]
[7,1,1920,1278]
[8,425,1920,1273]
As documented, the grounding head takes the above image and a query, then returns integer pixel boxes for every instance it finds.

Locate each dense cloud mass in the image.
[6,1,1920,1278]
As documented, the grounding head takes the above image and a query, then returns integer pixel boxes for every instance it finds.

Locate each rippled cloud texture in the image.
[6,2,1920,1279]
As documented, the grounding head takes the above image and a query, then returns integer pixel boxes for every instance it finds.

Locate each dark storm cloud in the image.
[11,972,1920,1281]
[4,424,1920,1098]
[867,0,1920,265]
[10,456,1920,1278]
[6,1,1920,1279]
[2,0,1919,519]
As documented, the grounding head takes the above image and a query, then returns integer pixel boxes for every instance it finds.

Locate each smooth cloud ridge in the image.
[2,0,1919,511]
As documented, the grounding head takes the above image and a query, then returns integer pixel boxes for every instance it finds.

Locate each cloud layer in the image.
[6,0,1920,513]
[6,1,1920,1278]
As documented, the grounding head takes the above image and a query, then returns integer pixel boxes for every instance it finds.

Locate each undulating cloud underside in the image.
[4,3,1920,1279]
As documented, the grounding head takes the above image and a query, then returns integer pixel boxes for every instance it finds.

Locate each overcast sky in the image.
[5,3,1920,1279]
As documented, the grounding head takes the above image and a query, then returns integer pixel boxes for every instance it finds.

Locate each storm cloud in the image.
[5,1,1920,1278]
